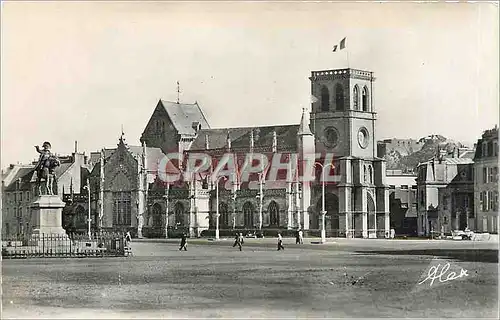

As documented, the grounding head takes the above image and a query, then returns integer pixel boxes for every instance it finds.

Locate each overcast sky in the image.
[1,1,498,167]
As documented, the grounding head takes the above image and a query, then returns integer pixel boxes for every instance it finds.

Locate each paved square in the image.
[2,239,498,318]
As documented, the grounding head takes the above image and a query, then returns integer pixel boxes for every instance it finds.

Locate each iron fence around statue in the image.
[1,232,127,259]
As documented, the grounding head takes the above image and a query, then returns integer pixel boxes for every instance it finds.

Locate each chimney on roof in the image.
[297,108,312,136]
[74,141,78,153]
[205,134,209,150]
[272,130,277,153]
[226,131,231,150]
[250,130,254,152]
[192,121,201,133]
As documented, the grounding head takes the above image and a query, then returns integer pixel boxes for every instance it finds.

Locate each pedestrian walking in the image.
[179,233,187,251]
[233,233,243,251]
[277,233,285,251]
[295,229,300,244]
[125,231,132,244]
[298,229,304,244]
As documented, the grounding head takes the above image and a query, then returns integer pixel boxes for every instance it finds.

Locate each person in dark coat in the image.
[295,229,300,244]
[179,233,187,251]
[277,233,285,251]
[233,233,243,251]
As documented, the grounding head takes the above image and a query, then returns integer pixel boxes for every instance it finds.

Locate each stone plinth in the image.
[30,195,68,237]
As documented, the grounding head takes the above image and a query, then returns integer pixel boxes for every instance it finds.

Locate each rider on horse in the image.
[35,142,60,195]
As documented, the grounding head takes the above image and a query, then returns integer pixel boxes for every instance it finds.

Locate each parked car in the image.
[452,229,474,240]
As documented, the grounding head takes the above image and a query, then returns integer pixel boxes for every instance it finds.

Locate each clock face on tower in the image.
[323,127,339,148]
[358,127,369,149]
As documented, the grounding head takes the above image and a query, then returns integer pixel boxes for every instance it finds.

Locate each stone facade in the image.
[473,126,498,233]
[416,155,475,236]
[386,172,418,236]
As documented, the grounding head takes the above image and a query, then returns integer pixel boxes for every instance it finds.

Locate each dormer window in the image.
[192,121,201,133]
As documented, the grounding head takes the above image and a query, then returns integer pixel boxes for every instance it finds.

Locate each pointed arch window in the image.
[113,192,131,226]
[243,202,254,228]
[174,202,185,226]
[269,201,279,226]
[219,202,229,228]
[152,203,163,227]
[320,86,330,112]
[353,85,360,110]
[335,84,345,111]
[362,87,369,111]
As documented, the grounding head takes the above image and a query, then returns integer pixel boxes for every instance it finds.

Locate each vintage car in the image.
[452,229,475,240]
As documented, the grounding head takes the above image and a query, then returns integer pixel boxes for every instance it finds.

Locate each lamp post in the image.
[215,176,227,240]
[313,162,335,244]
[163,184,169,239]
[83,178,91,240]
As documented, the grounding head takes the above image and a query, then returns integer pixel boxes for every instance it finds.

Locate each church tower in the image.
[308,67,389,239]
[309,68,376,158]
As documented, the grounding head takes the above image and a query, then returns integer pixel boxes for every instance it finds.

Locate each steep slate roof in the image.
[4,167,35,191]
[54,163,73,178]
[190,127,252,150]
[190,124,300,151]
[160,100,210,135]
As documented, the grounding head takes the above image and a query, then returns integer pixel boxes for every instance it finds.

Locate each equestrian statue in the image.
[34,142,61,196]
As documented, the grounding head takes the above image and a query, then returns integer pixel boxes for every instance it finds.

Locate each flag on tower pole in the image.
[332,37,346,52]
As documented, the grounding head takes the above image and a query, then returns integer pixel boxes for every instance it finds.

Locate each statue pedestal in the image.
[30,195,68,237]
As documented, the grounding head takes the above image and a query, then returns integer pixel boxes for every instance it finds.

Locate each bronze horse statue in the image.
[35,155,61,196]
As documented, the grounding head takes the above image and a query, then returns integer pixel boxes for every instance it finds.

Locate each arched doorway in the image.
[316,193,340,236]
[243,202,254,229]
[367,193,376,237]
[268,201,279,227]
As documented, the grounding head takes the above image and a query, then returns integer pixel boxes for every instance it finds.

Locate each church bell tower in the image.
[309,68,376,159]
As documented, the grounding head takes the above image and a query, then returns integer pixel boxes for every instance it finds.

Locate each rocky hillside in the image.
[383,136,468,173]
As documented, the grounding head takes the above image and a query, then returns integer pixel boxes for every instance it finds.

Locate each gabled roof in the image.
[2,165,34,188]
[54,163,73,178]
[160,100,210,136]
[190,124,300,151]
[4,167,35,191]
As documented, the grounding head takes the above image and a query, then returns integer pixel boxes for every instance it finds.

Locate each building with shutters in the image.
[473,126,498,233]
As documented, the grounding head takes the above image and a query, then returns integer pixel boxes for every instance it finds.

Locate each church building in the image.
[137,66,390,239]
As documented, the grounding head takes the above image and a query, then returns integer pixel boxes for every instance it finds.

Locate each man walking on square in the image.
[298,229,304,244]
[233,232,243,251]
[179,233,187,251]
[277,233,285,251]
[295,229,300,244]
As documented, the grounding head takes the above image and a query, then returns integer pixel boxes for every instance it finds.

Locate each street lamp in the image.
[215,176,227,240]
[82,178,91,240]
[313,162,335,244]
